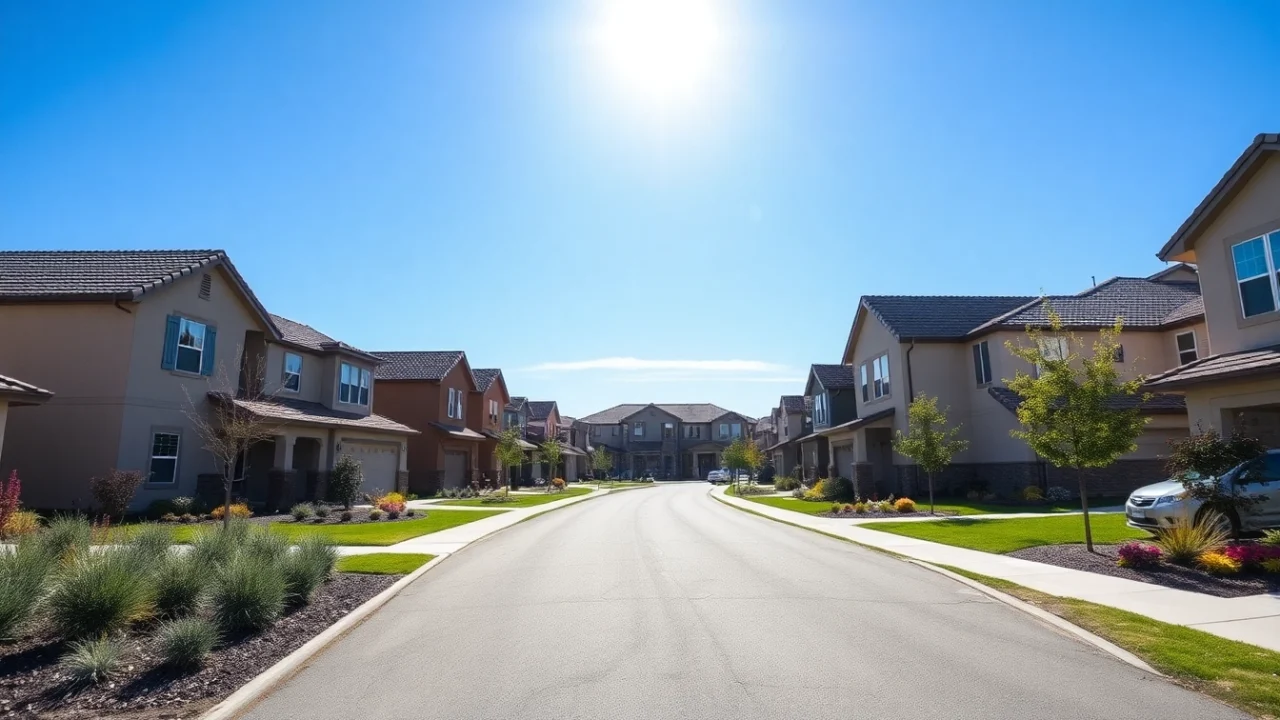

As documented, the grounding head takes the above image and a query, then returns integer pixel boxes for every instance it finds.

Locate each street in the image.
[243,483,1244,720]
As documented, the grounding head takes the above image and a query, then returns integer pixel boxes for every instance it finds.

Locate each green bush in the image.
[157,616,219,668]
[774,473,802,492]
[38,514,91,565]
[0,539,52,639]
[48,550,154,639]
[189,520,250,567]
[153,552,209,618]
[281,536,337,605]
[822,475,856,502]
[241,527,290,565]
[313,504,331,518]
[125,522,174,566]
[290,503,314,522]
[211,553,286,632]
[1156,515,1229,565]
[339,510,352,522]
[1262,529,1280,546]
[368,509,383,521]
[60,638,122,685]
[328,455,363,510]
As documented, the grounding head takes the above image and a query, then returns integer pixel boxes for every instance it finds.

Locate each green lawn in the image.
[269,510,503,546]
[439,486,593,508]
[739,495,833,515]
[337,553,435,574]
[922,496,1124,516]
[863,514,1148,554]
[942,566,1280,719]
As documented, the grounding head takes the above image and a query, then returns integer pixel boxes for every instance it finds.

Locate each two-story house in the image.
[766,395,809,478]
[501,396,539,485]
[1148,134,1280,444]
[556,415,591,481]
[580,403,755,479]
[796,364,859,481]
[0,250,416,510]
[752,414,777,455]
[469,368,512,486]
[371,351,487,494]
[834,272,1201,499]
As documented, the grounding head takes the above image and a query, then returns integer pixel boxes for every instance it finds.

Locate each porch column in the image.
[273,433,295,469]
[268,433,297,512]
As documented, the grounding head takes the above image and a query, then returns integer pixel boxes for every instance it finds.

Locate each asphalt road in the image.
[242,483,1245,720]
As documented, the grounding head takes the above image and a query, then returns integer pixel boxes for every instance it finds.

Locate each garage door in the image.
[443,451,468,489]
[833,446,853,481]
[345,442,398,498]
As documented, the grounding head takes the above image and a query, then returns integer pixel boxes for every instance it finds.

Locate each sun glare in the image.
[591,0,724,110]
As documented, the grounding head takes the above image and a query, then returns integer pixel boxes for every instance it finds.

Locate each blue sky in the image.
[2,1,1278,419]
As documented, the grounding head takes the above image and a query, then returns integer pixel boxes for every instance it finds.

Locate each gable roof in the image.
[0,373,54,406]
[861,295,1037,341]
[0,249,278,339]
[371,351,466,382]
[527,401,557,420]
[810,364,858,390]
[506,396,527,413]
[472,368,502,392]
[579,403,747,425]
[779,395,807,414]
[1160,133,1280,261]
[969,277,1202,335]
[271,314,380,362]
[1146,344,1280,389]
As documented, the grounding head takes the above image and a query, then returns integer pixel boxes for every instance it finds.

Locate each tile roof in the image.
[270,314,377,360]
[0,250,227,300]
[215,394,418,434]
[986,386,1186,414]
[1146,345,1280,389]
[578,403,748,424]
[780,396,806,413]
[862,295,1036,340]
[527,401,557,420]
[472,368,502,392]
[810,364,858,389]
[0,373,54,405]
[973,278,1202,333]
[371,351,465,381]
[506,396,527,412]
[817,407,896,436]
[1162,297,1205,326]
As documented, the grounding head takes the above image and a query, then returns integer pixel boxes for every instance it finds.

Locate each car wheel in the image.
[1195,507,1240,538]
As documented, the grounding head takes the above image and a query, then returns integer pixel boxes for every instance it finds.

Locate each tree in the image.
[894,394,969,515]
[1005,303,1149,552]
[721,437,763,491]
[538,438,563,492]
[329,454,363,510]
[184,349,285,528]
[591,446,613,488]
[495,427,527,490]
[1165,426,1267,533]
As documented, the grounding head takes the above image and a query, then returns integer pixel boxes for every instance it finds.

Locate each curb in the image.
[910,560,1163,677]
[201,554,449,720]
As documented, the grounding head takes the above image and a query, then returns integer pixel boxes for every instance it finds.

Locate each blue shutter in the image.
[161,315,180,370]
[200,325,217,376]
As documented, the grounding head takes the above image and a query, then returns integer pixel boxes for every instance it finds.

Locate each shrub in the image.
[774,474,801,492]
[894,497,917,513]
[160,513,179,523]
[153,552,208,618]
[802,479,827,501]
[368,509,383,520]
[291,503,314,522]
[126,522,174,566]
[1262,529,1280,546]
[790,487,806,499]
[842,503,855,513]
[822,475,856,502]
[60,638,122,685]
[89,469,144,520]
[157,616,219,668]
[210,503,252,521]
[170,496,195,514]
[189,521,250,567]
[1155,515,1229,565]
[340,510,353,522]
[965,489,982,500]
[552,478,566,490]
[242,527,290,565]
[211,553,286,632]
[829,503,840,514]
[1115,541,1163,568]
[146,499,174,518]
[853,502,868,514]
[48,550,154,638]
[387,510,401,519]
[1263,558,1280,574]
[481,492,515,504]
[180,513,197,523]
[1021,485,1045,502]
[1222,543,1280,569]
[376,493,406,514]
[314,504,331,518]
[406,508,416,517]
[1197,551,1241,575]
[0,539,53,639]
[281,536,336,605]
[406,493,419,501]
[2,510,40,538]
[39,514,92,565]
[1045,486,1072,503]
[877,500,894,513]
[329,454,364,510]
[0,470,21,539]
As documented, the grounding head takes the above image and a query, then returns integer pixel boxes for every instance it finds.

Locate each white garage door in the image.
[443,451,468,489]
[345,442,398,498]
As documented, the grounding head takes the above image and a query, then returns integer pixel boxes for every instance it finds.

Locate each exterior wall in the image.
[371,381,442,494]
[622,406,681,442]
[0,400,7,464]
[1191,154,1280,354]
[1161,322,1209,368]
[467,377,509,437]
[849,311,909,446]
[321,354,378,416]
[1183,376,1280,441]
[437,362,476,424]
[263,344,324,403]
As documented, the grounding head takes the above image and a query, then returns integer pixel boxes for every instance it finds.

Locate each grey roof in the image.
[579,403,746,425]
[862,295,1036,340]
[506,396,527,412]
[473,368,502,392]
[1146,345,1280,389]
[811,364,858,390]
[527,401,557,420]
[1162,297,1204,326]
[986,386,1186,414]
[214,393,418,434]
[780,396,806,413]
[972,277,1201,333]
[371,351,465,381]
[271,314,377,361]
[0,373,54,405]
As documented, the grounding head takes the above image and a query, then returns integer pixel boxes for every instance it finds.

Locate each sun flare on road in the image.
[590,0,725,110]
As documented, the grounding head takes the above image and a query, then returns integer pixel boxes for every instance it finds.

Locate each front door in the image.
[697,453,716,479]
[443,450,468,489]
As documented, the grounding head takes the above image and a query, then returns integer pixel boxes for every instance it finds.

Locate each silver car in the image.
[1126,450,1280,535]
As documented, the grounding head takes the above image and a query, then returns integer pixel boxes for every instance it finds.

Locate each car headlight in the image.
[1154,493,1187,506]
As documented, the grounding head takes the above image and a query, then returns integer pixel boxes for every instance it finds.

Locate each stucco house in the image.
[831,270,1201,499]
[0,374,53,466]
[766,395,809,478]
[582,403,755,479]
[797,364,859,481]
[470,368,513,485]
[0,250,415,511]
[1147,133,1280,444]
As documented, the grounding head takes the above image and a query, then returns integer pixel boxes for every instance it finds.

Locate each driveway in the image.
[242,483,1244,720]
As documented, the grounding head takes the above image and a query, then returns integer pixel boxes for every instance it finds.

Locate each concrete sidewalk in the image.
[713,486,1280,653]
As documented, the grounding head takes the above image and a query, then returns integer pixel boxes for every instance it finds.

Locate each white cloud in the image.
[524,357,785,373]
[616,374,804,384]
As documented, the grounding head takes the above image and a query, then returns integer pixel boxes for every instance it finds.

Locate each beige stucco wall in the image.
[849,309,908,438]
[264,344,324,403]
[1183,376,1280,439]
[1162,322,1209,367]
[1189,154,1280,355]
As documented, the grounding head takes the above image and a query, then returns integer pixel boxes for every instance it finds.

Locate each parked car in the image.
[706,469,724,484]
[1126,450,1280,536]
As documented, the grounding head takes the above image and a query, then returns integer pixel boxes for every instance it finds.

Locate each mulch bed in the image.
[1009,544,1280,598]
[161,507,422,528]
[0,573,398,719]
[819,510,958,519]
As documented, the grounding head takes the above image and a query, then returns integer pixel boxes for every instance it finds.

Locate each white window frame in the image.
[489,399,499,421]
[731,423,742,438]
[813,393,828,425]
[1176,331,1199,366]
[973,340,992,386]
[282,352,303,392]
[633,421,645,437]
[1231,231,1280,319]
[149,431,181,485]
[860,365,869,402]
[175,317,206,374]
[868,353,890,400]
[339,363,371,406]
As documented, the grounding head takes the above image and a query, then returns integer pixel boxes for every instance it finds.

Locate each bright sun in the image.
[591,0,724,109]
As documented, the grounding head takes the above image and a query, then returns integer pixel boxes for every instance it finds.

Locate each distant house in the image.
[469,368,512,486]
[797,364,858,481]
[766,395,809,479]
[580,403,756,479]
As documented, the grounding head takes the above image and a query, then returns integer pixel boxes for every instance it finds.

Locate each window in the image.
[1176,331,1198,365]
[860,365,869,402]
[1232,232,1280,318]
[633,421,645,437]
[719,423,730,439]
[972,341,992,386]
[447,388,464,419]
[149,432,180,484]
[340,363,370,406]
[663,422,675,438]
[283,352,302,392]
[813,393,829,425]
[489,399,499,422]
[684,425,702,439]
[1035,336,1068,375]
[866,353,890,399]
[175,318,207,374]
[731,423,742,438]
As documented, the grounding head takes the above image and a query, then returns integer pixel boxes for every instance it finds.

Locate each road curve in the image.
[242,483,1244,720]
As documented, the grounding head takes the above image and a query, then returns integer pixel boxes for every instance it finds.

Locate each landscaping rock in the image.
[1009,544,1280,598]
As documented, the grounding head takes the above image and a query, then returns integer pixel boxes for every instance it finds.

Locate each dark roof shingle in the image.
[473,368,502,392]
[780,396,806,413]
[0,250,226,300]
[372,351,465,381]
[215,394,418,434]
[579,403,747,425]
[811,364,858,389]
[975,278,1201,332]
[527,401,557,420]
[1146,345,1280,389]
[863,295,1036,340]
[270,314,376,359]
[986,386,1186,414]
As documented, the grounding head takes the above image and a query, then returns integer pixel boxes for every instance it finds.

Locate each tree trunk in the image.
[223,476,232,530]
[928,470,936,515]
[1077,465,1094,553]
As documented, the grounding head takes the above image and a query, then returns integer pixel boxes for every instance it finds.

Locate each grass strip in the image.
[336,553,435,575]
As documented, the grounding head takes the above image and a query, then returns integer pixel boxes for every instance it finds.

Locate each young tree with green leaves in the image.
[591,446,613,488]
[1005,303,1149,552]
[721,437,764,491]
[495,427,527,490]
[894,394,969,515]
[539,438,563,492]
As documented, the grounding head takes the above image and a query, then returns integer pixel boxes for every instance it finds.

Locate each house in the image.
[0,374,53,465]
[371,351,489,495]
[501,396,539,485]
[580,403,756,479]
[833,271,1201,499]
[766,395,809,478]
[469,368,512,486]
[752,413,777,453]
[1147,133,1280,445]
[797,364,859,481]
[0,250,416,511]
[556,415,591,481]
